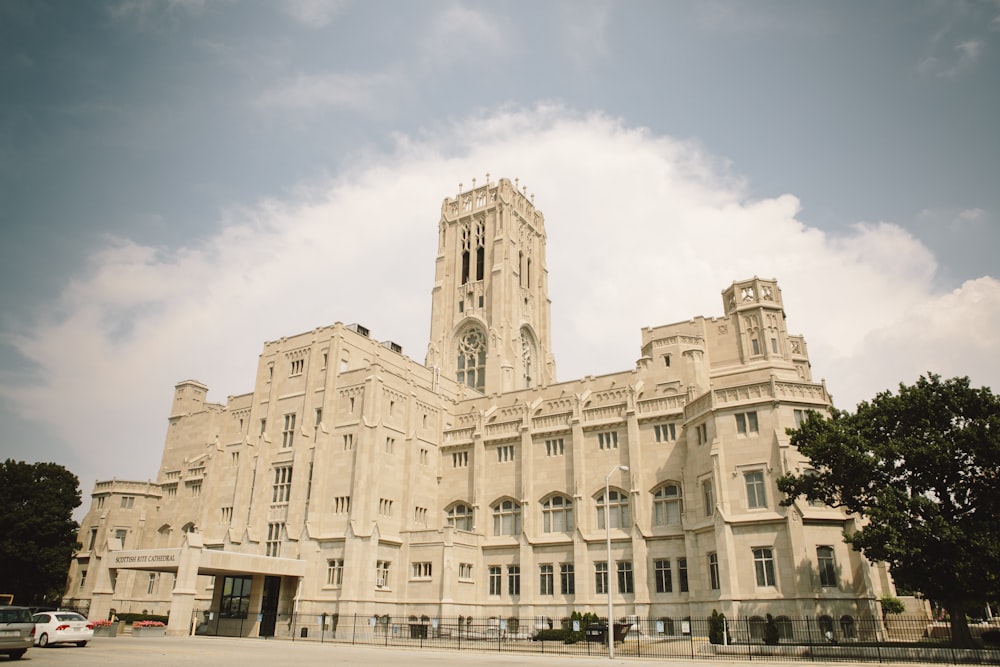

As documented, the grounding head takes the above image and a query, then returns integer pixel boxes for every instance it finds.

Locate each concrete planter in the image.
[92,622,119,637]
[132,625,167,637]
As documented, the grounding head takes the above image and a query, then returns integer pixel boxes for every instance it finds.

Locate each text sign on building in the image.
[112,549,181,568]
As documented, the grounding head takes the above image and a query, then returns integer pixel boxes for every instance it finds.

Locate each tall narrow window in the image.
[598,431,619,449]
[678,557,689,592]
[709,552,720,590]
[488,566,502,595]
[266,522,284,557]
[616,561,634,594]
[560,563,575,595]
[753,547,776,587]
[272,466,293,503]
[736,411,759,436]
[817,546,837,587]
[376,560,391,589]
[507,565,520,595]
[654,559,672,593]
[326,559,344,587]
[539,564,554,595]
[653,484,683,526]
[702,479,715,516]
[595,561,608,595]
[456,327,487,392]
[745,470,767,509]
[282,413,296,448]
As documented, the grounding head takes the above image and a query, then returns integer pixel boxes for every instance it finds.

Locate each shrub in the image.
[763,614,780,645]
[880,596,905,617]
[708,610,726,645]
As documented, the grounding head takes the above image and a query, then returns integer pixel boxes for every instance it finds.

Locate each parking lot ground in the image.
[8,635,894,667]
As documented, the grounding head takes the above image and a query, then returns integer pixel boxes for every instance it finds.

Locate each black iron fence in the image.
[192,611,1000,664]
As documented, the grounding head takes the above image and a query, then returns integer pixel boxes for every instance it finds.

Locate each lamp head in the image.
[620,465,630,472]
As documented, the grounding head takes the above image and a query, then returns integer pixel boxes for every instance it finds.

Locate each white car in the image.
[31,611,94,648]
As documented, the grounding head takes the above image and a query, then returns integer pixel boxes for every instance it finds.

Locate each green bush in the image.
[708,610,726,645]
[763,614,780,645]
[533,628,570,642]
[880,596,905,617]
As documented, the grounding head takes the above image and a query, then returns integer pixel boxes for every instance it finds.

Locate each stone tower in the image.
[426,176,556,395]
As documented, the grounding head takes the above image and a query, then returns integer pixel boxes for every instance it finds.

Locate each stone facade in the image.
[64,177,893,636]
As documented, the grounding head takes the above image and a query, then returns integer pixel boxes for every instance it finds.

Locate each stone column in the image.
[167,533,204,636]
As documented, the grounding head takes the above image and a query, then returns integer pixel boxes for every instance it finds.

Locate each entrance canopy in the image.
[109,547,306,577]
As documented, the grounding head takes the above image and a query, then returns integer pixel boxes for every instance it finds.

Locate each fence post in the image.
[351,613,357,645]
[746,617,753,661]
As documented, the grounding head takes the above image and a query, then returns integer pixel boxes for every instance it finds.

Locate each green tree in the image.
[708,609,726,645]
[777,375,1000,649]
[0,460,81,604]
[763,614,780,645]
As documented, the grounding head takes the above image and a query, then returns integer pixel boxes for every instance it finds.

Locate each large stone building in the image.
[64,177,892,637]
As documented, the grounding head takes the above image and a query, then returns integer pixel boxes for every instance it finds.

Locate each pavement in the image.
[10,635,896,667]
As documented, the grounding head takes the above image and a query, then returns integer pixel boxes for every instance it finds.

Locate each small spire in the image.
[458,182,463,193]
[472,177,477,189]
[485,172,490,185]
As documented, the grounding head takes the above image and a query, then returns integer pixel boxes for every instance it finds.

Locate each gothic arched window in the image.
[652,483,683,526]
[457,327,487,392]
[446,503,473,531]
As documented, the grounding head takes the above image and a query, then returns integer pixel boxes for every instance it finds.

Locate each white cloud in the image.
[418,4,509,66]
[3,106,998,493]
[255,70,401,112]
[281,0,347,28]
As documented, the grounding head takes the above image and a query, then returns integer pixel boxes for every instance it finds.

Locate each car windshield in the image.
[55,613,86,621]
[0,609,33,623]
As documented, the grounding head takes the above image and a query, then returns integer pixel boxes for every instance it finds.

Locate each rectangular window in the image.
[87,528,97,551]
[817,546,837,587]
[771,337,779,353]
[315,408,323,427]
[290,358,304,375]
[96,496,105,509]
[753,547,776,587]
[231,451,239,465]
[545,438,565,456]
[79,568,87,589]
[735,411,759,436]
[702,479,715,516]
[488,566,502,596]
[598,431,619,449]
[695,423,708,445]
[411,562,432,579]
[221,506,233,523]
[452,450,469,467]
[709,552,720,590]
[260,418,267,435]
[745,470,767,509]
[266,522,283,557]
[678,557,689,592]
[654,423,676,442]
[459,563,473,580]
[414,506,427,524]
[751,338,761,355]
[115,528,127,548]
[376,560,391,589]
[385,437,395,453]
[560,563,575,595]
[166,485,177,498]
[333,496,351,513]
[220,575,252,618]
[343,433,354,450]
[120,496,135,510]
[654,559,672,593]
[507,565,520,596]
[793,409,807,427]
[147,572,158,595]
[617,560,634,594]
[420,448,428,464]
[189,481,202,497]
[272,465,293,504]
[326,559,344,586]
[496,444,514,462]
[595,561,608,595]
[539,564,554,595]
[282,413,296,448]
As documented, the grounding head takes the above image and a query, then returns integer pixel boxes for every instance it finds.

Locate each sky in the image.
[1,0,998,513]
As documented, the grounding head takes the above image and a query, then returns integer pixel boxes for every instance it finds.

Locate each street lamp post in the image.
[605,464,629,659]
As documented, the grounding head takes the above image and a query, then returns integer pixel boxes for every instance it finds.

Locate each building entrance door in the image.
[259,576,280,637]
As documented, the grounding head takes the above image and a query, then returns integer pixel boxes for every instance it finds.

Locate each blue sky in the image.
[1,0,998,505]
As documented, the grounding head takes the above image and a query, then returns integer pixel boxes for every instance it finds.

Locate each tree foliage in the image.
[0,460,81,604]
[777,374,1000,648]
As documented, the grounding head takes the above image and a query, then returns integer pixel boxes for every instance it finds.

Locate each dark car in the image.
[0,606,34,660]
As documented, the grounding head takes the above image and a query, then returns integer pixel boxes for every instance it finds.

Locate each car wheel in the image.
[38,632,49,647]
[9,648,27,659]
[77,640,88,647]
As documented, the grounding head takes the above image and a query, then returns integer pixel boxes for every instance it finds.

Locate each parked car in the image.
[0,605,35,660]
[32,611,93,648]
